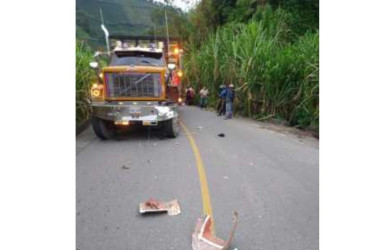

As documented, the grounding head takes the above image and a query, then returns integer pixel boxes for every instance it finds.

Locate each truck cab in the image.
[89,37,181,140]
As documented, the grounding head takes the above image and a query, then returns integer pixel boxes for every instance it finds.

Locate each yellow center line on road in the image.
[180,120,215,232]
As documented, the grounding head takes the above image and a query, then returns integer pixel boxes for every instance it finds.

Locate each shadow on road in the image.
[113,126,170,142]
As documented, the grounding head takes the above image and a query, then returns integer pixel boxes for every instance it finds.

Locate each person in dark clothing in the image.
[185,86,193,106]
[225,84,235,119]
[220,84,235,119]
[217,85,226,116]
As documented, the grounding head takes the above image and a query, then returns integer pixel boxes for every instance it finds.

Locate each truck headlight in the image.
[91,89,101,98]
[91,83,102,98]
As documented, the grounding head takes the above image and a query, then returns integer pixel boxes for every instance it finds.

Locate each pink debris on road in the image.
[192,211,238,250]
[139,199,181,216]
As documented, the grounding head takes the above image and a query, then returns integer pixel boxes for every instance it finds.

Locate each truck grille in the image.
[105,72,162,98]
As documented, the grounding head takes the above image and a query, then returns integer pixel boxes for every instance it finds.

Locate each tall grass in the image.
[184,8,319,132]
[76,41,95,125]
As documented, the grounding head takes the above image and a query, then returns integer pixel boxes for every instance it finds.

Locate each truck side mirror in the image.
[89,61,99,69]
[168,63,176,70]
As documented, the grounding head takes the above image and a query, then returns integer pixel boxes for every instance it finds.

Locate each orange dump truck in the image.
[89,35,183,139]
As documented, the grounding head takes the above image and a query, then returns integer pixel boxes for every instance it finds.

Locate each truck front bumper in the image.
[92,101,178,126]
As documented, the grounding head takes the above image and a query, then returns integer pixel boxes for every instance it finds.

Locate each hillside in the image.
[76,0,162,48]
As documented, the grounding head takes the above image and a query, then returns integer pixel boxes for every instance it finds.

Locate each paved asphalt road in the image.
[76,106,319,250]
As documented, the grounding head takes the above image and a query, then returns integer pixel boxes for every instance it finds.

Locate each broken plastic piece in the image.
[192,211,238,250]
[139,199,181,216]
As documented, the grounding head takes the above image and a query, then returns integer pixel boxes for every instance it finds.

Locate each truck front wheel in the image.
[92,117,116,140]
[164,117,179,138]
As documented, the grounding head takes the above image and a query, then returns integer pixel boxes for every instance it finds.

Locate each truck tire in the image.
[92,117,116,140]
[165,117,179,138]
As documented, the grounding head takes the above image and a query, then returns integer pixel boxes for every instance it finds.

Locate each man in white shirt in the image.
[199,87,209,109]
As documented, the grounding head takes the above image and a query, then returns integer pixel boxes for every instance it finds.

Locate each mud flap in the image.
[192,211,238,250]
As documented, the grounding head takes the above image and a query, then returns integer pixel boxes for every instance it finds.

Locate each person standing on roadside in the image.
[185,86,195,106]
[199,86,209,109]
[217,85,226,116]
[223,84,235,119]
[171,68,182,95]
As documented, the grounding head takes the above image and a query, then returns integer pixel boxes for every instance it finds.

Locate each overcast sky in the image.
[152,0,199,11]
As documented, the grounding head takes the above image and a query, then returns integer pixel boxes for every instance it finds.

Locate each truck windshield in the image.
[110,51,165,66]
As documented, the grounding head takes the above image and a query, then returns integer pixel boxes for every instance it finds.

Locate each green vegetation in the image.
[173,1,319,133]
[76,41,95,125]
[184,6,319,131]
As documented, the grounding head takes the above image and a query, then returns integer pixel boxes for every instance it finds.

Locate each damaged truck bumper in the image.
[92,101,178,126]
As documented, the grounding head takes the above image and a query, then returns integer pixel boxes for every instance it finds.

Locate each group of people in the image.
[184,84,235,120]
